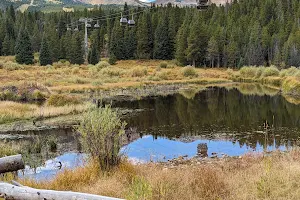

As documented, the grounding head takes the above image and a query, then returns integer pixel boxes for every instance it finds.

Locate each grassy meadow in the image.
[3,56,300,124]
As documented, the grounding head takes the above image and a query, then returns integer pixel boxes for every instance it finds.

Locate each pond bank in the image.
[19,149,300,200]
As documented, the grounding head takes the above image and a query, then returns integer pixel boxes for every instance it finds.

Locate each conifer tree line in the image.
[1,0,300,68]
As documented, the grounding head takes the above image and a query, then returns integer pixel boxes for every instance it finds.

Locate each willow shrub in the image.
[77,106,127,171]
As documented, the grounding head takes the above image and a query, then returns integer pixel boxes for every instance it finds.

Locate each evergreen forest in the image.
[1,0,300,68]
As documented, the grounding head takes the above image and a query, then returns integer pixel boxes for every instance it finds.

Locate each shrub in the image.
[279,69,288,77]
[100,67,123,77]
[109,54,117,65]
[47,94,80,107]
[280,67,299,77]
[156,65,161,72]
[130,66,148,77]
[239,66,257,78]
[32,90,46,100]
[77,106,126,170]
[0,90,19,101]
[3,61,24,71]
[182,66,198,77]
[96,61,110,69]
[159,62,168,69]
[255,67,266,79]
[157,71,169,80]
[72,67,80,74]
[261,66,279,77]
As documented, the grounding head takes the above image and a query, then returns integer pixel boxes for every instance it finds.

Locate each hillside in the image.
[1,0,228,12]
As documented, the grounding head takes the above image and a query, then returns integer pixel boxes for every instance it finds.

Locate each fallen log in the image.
[0,182,123,200]
[0,154,24,174]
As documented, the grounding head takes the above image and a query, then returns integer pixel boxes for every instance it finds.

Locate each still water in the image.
[5,84,300,180]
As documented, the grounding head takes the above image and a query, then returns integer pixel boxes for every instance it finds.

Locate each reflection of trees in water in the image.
[123,87,300,150]
[0,130,80,169]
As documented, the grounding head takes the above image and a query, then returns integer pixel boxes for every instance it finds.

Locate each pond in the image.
[3,84,300,180]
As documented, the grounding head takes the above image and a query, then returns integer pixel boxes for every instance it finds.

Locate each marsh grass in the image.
[0,101,88,124]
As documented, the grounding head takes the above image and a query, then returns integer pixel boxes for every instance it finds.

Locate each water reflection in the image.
[123,135,287,162]
[118,86,300,152]
[18,153,86,181]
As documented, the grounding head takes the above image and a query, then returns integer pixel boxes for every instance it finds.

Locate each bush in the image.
[72,67,80,74]
[109,54,117,65]
[159,62,168,69]
[279,69,288,77]
[77,106,126,170]
[182,66,198,77]
[261,66,279,77]
[32,90,46,100]
[255,67,266,78]
[96,61,110,69]
[0,90,19,101]
[157,71,169,80]
[239,66,257,78]
[100,67,123,77]
[3,61,24,71]
[47,94,80,107]
[130,67,147,77]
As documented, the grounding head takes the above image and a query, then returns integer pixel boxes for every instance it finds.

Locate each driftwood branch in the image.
[0,154,24,174]
[0,182,123,200]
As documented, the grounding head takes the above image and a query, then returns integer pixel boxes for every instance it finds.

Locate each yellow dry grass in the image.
[0,58,230,95]
[20,150,300,200]
[0,101,88,123]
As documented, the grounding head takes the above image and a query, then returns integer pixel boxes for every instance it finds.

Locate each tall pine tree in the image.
[15,28,34,65]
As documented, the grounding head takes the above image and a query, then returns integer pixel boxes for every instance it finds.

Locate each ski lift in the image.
[128,15,135,27]
[86,23,92,28]
[67,25,71,31]
[74,25,79,31]
[120,14,128,26]
[94,20,100,28]
[197,0,209,10]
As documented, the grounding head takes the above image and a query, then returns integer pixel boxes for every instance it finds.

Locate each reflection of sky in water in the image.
[18,153,86,181]
[121,135,287,162]
[138,0,156,2]
[21,137,287,180]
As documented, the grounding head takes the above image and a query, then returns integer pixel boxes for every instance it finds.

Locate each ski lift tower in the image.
[79,17,93,63]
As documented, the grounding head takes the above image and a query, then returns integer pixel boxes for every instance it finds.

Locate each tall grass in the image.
[0,101,88,124]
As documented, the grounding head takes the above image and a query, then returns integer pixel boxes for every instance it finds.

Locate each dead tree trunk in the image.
[0,154,24,174]
[0,182,123,200]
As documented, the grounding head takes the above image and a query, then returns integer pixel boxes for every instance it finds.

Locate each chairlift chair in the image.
[86,23,92,28]
[67,25,71,31]
[128,15,135,27]
[74,25,79,31]
[197,0,209,10]
[94,20,100,28]
[120,14,128,26]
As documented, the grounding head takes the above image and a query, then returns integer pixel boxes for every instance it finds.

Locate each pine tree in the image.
[175,14,190,66]
[109,19,124,60]
[2,34,10,56]
[153,13,172,60]
[88,43,100,65]
[31,24,42,53]
[137,12,153,59]
[207,36,219,68]
[186,14,208,66]
[39,36,52,66]
[15,28,34,65]
[124,26,136,59]
[70,33,84,65]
